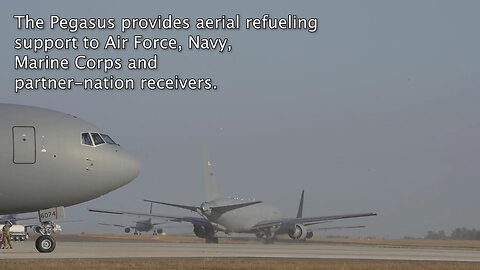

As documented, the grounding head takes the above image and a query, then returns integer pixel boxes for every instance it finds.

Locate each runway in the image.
[1,239,479,261]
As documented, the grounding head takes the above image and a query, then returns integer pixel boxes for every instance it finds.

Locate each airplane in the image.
[0,214,37,224]
[247,190,368,240]
[1,214,82,234]
[90,148,376,243]
[96,202,164,235]
[0,103,141,252]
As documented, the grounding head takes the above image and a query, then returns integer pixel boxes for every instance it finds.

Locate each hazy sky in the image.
[1,1,479,238]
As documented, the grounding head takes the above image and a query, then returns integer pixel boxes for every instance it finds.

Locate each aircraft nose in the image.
[89,145,141,192]
[120,150,141,184]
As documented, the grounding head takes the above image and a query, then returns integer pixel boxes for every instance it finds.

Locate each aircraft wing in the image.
[293,212,377,226]
[89,208,211,227]
[314,225,366,231]
[152,222,170,226]
[210,201,262,214]
[89,208,181,220]
[98,223,127,228]
[0,215,37,223]
[252,212,376,230]
[167,216,212,227]
[143,200,199,212]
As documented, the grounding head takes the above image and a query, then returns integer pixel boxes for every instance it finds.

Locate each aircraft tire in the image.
[35,235,56,253]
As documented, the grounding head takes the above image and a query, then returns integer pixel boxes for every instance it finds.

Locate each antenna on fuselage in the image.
[203,144,220,201]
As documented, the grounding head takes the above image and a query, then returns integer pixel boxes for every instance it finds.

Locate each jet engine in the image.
[193,224,207,238]
[288,224,308,240]
[193,224,215,239]
[124,228,131,233]
[156,228,163,234]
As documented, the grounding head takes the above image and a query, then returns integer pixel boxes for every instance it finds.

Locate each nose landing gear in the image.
[36,235,56,253]
[34,206,65,253]
[34,221,57,253]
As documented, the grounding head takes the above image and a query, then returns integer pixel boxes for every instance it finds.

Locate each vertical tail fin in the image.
[296,190,305,218]
[203,144,219,201]
[148,202,153,222]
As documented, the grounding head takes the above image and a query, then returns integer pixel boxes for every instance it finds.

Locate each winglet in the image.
[296,190,304,218]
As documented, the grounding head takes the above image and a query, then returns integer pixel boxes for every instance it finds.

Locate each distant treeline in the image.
[425,228,480,240]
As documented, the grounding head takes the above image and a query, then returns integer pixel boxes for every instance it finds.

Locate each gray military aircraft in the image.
[97,203,164,235]
[0,103,140,252]
[90,149,376,243]
[0,214,37,224]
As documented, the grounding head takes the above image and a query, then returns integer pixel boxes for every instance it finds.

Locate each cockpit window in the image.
[100,134,116,144]
[90,133,105,146]
[81,133,93,146]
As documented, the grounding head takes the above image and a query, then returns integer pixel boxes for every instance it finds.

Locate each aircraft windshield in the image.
[100,134,116,144]
[90,133,105,146]
[81,133,93,146]
[81,132,117,146]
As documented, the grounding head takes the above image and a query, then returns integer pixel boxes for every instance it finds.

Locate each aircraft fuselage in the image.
[203,198,281,233]
[0,104,140,214]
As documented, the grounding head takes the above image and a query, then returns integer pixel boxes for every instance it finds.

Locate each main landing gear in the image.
[258,228,277,244]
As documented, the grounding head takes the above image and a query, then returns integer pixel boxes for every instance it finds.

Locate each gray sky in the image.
[1,0,479,238]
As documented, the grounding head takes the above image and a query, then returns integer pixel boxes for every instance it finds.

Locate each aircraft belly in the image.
[215,211,261,233]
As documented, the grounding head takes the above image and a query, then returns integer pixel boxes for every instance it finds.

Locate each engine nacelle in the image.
[288,224,308,240]
[124,227,131,233]
[156,228,163,234]
[193,224,214,239]
[193,225,207,238]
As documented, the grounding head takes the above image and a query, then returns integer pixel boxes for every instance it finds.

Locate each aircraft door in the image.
[13,126,36,164]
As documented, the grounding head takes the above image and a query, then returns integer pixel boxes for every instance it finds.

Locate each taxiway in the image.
[1,239,479,261]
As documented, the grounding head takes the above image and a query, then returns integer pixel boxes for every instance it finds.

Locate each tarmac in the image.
[1,236,480,261]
